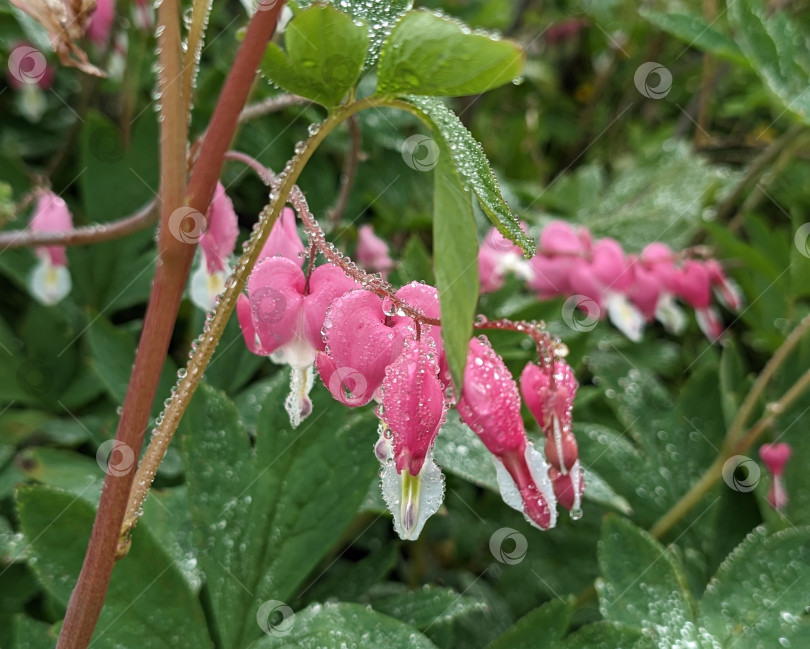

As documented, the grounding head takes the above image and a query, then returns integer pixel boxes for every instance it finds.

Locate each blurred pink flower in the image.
[190,182,239,310]
[28,191,73,305]
[259,206,305,266]
[88,0,115,46]
[760,442,792,511]
[357,224,393,278]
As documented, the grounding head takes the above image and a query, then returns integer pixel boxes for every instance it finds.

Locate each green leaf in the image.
[700,526,810,648]
[486,597,574,649]
[295,0,412,70]
[639,9,747,65]
[261,4,368,108]
[181,378,379,649]
[433,145,479,390]
[728,0,810,123]
[86,315,178,415]
[597,516,698,644]
[558,621,652,649]
[404,96,534,256]
[377,11,523,97]
[16,485,211,649]
[247,602,439,649]
[368,584,487,631]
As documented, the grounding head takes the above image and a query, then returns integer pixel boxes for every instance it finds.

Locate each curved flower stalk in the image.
[28,191,73,305]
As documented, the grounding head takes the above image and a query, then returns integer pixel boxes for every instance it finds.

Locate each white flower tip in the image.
[379,448,445,541]
[29,258,71,305]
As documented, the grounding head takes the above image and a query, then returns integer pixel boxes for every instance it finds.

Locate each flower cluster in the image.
[479,220,742,342]
[233,197,583,540]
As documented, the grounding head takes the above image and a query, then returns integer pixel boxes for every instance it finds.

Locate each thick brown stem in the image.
[55,3,285,648]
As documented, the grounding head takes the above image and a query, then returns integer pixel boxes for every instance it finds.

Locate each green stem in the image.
[120,96,389,543]
[649,316,810,540]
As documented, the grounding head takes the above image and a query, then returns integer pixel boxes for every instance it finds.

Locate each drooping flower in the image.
[479,226,532,294]
[190,182,239,311]
[28,191,73,306]
[630,243,686,335]
[377,339,447,539]
[356,224,394,278]
[318,282,449,405]
[521,360,584,514]
[457,337,557,530]
[259,206,305,265]
[674,260,723,340]
[759,442,792,511]
[527,220,591,298]
[237,256,357,426]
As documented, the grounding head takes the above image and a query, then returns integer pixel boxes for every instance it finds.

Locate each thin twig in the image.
[0,200,157,250]
[238,93,310,122]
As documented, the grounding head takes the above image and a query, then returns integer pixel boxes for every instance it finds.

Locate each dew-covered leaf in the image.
[296,0,412,70]
[403,96,534,256]
[16,485,211,649]
[181,376,378,649]
[639,9,746,65]
[557,621,653,649]
[728,0,810,123]
[260,4,368,108]
[485,597,574,649]
[377,11,523,97]
[597,515,702,646]
[367,584,487,630]
[569,140,729,251]
[433,145,479,390]
[248,602,438,649]
[699,525,810,648]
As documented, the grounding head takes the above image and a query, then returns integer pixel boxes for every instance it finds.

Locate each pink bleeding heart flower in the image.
[527,221,592,298]
[675,260,724,340]
[389,282,449,387]
[376,339,447,539]
[237,256,357,426]
[705,259,743,312]
[28,191,73,305]
[259,206,306,266]
[457,337,557,530]
[634,243,686,334]
[88,0,115,46]
[759,442,792,511]
[569,238,643,342]
[190,182,239,310]
[521,361,584,513]
[478,226,532,294]
[357,224,394,278]
[317,290,404,407]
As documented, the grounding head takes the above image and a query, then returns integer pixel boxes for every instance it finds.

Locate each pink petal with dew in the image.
[382,341,446,476]
[301,263,358,351]
[246,257,305,355]
[457,337,526,457]
[319,290,403,406]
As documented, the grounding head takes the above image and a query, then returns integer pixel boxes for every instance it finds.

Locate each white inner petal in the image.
[380,448,445,541]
